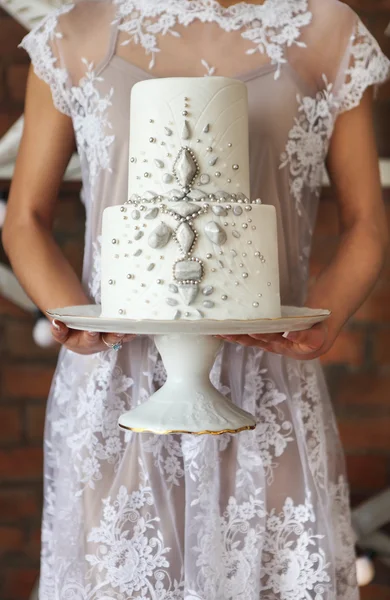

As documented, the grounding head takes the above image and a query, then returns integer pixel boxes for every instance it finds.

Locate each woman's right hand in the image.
[51,319,135,355]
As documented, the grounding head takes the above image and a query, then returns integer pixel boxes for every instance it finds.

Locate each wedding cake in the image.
[101,77,281,321]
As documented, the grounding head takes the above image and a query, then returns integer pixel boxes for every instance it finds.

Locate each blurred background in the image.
[0,0,389,599]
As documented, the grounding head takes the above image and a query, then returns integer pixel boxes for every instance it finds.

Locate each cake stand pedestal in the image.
[119,333,256,435]
[46,305,330,436]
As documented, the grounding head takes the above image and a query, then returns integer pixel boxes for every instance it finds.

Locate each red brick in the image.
[26,526,41,562]
[0,488,40,521]
[6,63,29,104]
[338,417,390,452]
[354,281,390,323]
[373,329,390,366]
[2,567,38,599]
[0,407,22,443]
[25,404,46,443]
[0,448,43,481]
[54,199,86,235]
[313,201,340,237]
[0,17,29,59]
[0,526,23,555]
[0,295,30,319]
[1,365,55,399]
[345,454,388,492]
[335,373,390,407]
[360,584,390,600]
[4,320,57,360]
[320,329,365,366]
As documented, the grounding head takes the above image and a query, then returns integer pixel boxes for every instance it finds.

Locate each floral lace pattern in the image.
[280,76,336,216]
[72,60,115,189]
[114,0,312,77]
[18,4,74,116]
[51,349,133,494]
[338,19,390,114]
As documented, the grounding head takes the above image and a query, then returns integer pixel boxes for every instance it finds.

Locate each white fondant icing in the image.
[101,202,281,320]
[127,77,250,199]
[101,77,281,320]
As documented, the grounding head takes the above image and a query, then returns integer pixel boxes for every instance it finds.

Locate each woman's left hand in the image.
[218,320,329,361]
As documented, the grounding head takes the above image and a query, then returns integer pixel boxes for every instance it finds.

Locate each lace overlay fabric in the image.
[18,0,390,598]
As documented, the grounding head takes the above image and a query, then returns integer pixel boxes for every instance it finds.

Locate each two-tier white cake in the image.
[101,77,281,321]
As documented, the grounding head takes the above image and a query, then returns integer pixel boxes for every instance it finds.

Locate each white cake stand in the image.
[47,305,330,435]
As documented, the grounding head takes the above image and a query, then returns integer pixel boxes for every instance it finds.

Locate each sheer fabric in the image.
[19,1,390,598]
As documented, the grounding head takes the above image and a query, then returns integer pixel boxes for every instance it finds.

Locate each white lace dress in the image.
[19,1,390,598]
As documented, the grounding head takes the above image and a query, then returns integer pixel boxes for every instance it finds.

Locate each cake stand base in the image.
[118,334,257,435]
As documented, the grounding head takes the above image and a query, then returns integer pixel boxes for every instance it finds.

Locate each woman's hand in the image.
[51,319,135,355]
[219,321,329,361]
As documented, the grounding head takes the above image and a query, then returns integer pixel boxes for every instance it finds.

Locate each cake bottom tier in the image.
[101,201,281,321]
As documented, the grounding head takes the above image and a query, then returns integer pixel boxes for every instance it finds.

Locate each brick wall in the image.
[0,3,390,600]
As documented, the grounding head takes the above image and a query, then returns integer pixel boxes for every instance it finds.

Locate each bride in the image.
[3,0,389,598]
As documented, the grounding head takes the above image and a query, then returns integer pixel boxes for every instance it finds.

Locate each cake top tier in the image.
[128,77,250,203]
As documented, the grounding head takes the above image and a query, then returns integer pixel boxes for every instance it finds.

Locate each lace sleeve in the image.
[335,17,390,115]
[18,5,75,117]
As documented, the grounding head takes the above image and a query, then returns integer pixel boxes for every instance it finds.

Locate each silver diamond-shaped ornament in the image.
[175,222,196,254]
[173,148,198,188]
[171,202,199,218]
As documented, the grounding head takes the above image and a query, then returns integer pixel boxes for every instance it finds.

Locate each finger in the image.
[82,330,101,348]
[51,319,70,343]
[285,323,327,353]
[103,332,126,346]
[122,334,136,343]
[248,333,285,344]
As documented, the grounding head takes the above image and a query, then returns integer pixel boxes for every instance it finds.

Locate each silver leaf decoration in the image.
[202,286,214,296]
[147,263,155,271]
[203,300,214,308]
[143,191,156,200]
[148,222,172,249]
[164,127,173,136]
[173,310,181,320]
[169,189,184,199]
[169,284,178,294]
[163,173,173,183]
[154,159,164,169]
[181,120,191,140]
[173,148,198,188]
[134,231,144,240]
[212,206,227,217]
[179,284,199,306]
[175,222,196,254]
[171,202,199,218]
[166,298,178,306]
[216,190,229,200]
[133,249,142,257]
[208,155,218,166]
[204,221,227,246]
[131,209,140,220]
[232,231,241,239]
[145,207,159,220]
[203,123,210,133]
[187,189,206,200]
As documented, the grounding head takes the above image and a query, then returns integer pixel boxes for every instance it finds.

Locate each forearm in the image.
[305,220,387,340]
[3,216,90,313]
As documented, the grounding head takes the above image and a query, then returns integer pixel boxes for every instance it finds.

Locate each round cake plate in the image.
[46,305,330,436]
[46,304,330,335]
